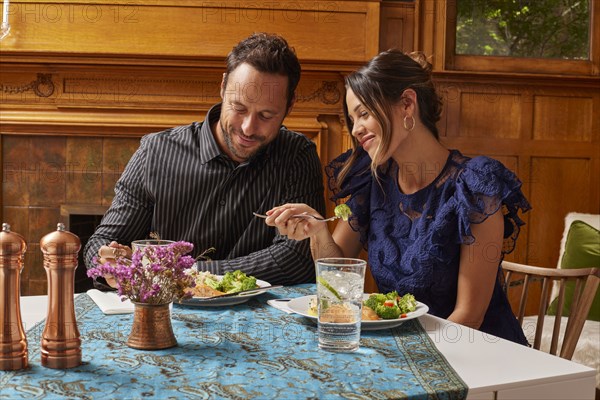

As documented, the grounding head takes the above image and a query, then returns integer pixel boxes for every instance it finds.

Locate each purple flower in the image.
[87,241,197,304]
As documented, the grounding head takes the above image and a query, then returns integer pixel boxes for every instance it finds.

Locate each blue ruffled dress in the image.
[326,148,531,345]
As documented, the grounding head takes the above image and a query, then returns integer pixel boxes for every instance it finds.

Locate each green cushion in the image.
[547,220,600,321]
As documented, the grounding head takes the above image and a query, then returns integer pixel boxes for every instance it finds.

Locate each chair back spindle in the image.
[501,261,599,360]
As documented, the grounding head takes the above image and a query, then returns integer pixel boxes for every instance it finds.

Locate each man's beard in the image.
[220,120,266,162]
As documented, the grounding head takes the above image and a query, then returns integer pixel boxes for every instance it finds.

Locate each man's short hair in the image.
[224,33,301,110]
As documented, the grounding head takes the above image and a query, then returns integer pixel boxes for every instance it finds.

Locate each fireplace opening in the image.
[61,206,107,293]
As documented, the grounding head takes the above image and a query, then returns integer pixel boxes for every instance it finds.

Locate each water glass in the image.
[131,239,174,252]
[315,258,366,352]
[131,240,174,267]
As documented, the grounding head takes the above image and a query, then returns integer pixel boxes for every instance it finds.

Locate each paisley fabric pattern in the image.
[326,149,531,345]
[1,287,467,399]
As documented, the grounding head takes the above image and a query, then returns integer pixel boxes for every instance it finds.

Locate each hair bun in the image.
[406,51,432,73]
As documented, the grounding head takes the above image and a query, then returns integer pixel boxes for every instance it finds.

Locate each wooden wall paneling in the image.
[528,157,592,268]
[1,1,380,63]
[519,91,534,141]
[379,1,415,52]
[437,82,459,137]
[533,95,594,141]
[435,70,599,312]
[512,155,532,266]
[415,0,448,70]
[458,91,522,139]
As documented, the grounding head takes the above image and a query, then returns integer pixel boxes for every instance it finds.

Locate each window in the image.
[445,0,598,75]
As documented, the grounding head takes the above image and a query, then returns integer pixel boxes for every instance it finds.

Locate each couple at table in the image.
[85,33,530,345]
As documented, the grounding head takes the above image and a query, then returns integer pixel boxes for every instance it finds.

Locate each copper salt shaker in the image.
[0,223,28,370]
[40,223,82,369]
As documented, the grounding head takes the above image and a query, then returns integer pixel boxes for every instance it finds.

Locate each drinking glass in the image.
[315,258,366,352]
[131,240,174,267]
[131,239,174,252]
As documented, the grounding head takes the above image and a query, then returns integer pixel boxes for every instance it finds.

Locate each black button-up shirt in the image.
[85,104,325,284]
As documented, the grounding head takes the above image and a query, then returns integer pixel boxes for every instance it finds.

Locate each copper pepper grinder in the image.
[40,223,82,369]
[0,223,28,370]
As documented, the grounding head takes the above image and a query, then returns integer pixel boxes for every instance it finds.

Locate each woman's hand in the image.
[265,204,329,241]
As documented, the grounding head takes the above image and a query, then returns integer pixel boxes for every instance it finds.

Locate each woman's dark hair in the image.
[338,50,443,183]
[224,33,301,110]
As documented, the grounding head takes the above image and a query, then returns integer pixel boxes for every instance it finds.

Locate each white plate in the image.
[178,277,271,307]
[287,294,429,331]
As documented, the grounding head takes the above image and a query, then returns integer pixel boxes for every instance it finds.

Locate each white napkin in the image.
[87,289,134,315]
[267,299,294,314]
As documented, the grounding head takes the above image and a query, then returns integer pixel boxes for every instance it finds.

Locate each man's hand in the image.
[97,241,132,288]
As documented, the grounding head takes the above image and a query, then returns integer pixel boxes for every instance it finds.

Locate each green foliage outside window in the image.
[456,0,590,60]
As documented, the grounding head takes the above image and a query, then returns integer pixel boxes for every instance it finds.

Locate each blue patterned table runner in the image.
[1,285,467,399]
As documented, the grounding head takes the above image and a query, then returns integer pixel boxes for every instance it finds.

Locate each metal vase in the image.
[126,302,177,350]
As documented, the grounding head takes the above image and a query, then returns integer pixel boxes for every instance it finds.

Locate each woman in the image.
[265,50,530,345]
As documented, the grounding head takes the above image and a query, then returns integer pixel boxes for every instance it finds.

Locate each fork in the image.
[253,212,339,222]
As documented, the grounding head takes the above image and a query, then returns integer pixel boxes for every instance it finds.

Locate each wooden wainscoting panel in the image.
[533,95,594,141]
[458,92,522,139]
[528,157,592,269]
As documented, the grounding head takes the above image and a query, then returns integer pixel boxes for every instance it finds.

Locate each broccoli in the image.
[364,291,417,319]
[363,293,387,311]
[225,280,243,293]
[376,303,402,319]
[218,271,258,293]
[398,293,417,314]
[385,291,399,301]
[241,276,257,291]
[204,276,221,290]
[334,204,352,221]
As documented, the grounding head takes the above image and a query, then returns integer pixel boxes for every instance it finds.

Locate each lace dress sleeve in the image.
[454,156,531,254]
[325,148,373,246]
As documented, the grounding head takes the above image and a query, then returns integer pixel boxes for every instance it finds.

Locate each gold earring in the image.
[403,115,415,132]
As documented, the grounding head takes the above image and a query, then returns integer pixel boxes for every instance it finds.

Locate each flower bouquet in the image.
[87,240,197,350]
[88,241,196,305]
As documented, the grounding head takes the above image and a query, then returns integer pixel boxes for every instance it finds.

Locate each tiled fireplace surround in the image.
[3,135,141,295]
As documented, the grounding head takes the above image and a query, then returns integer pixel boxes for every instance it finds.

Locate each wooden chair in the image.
[501,260,600,360]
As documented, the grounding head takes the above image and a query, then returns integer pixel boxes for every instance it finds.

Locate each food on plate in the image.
[308,297,317,316]
[363,291,417,320]
[190,269,258,297]
[306,291,418,321]
[361,305,380,321]
[334,203,352,221]
[319,303,356,323]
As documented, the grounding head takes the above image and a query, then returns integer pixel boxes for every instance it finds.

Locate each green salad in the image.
[363,291,417,319]
[203,270,257,293]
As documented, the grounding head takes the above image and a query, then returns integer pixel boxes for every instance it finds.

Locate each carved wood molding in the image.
[0,73,55,97]
[296,81,342,105]
[0,68,347,112]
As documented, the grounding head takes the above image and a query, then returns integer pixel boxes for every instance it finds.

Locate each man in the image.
[84,33,325,286]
